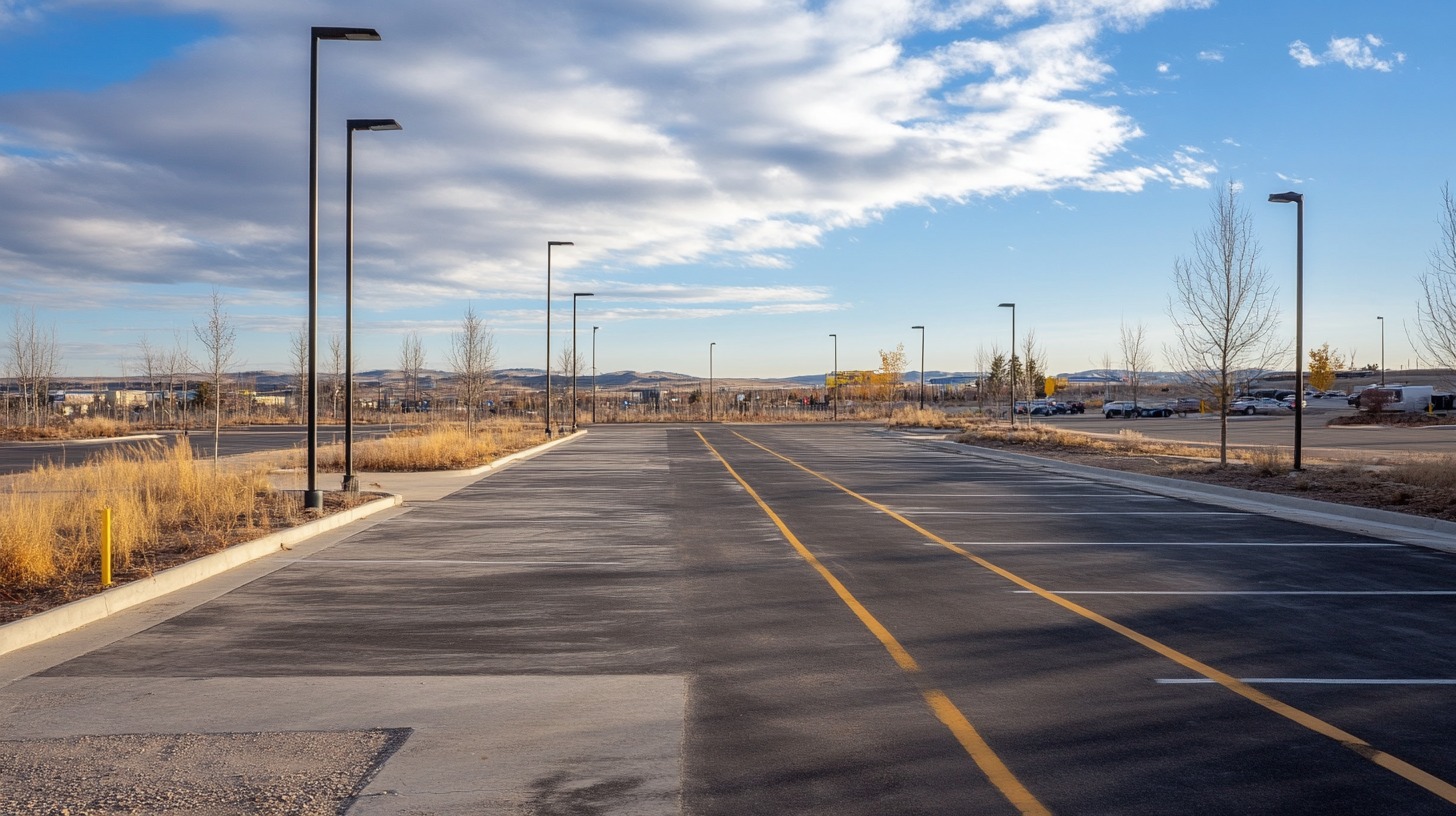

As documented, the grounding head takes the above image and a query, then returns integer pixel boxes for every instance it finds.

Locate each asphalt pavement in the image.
[3,424,1456,815]
[0,423,402,474]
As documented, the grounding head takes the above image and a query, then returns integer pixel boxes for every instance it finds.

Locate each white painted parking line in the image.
[1157,678,1456,685]
[962,541,1397,548]
[871,493,1172,499]
[1017,590,1456,595]
[903,511,1246,516]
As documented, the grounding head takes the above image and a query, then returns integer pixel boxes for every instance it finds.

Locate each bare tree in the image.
[1119,321,1152,409]
[556,345,585,423]
[1019,330,1047,400]
[972,345,991,412]
[1097,351,1118,403]
[192,290,237,466]
[290,324,309,423]
[137,334,162,422]
[399,330,426,410]
[448,306,496,432]
[327,332,344,420]
[162,330,192,425]
[1415,182,1456,385]
[1166,182,1286,465]
[7,309,62,428]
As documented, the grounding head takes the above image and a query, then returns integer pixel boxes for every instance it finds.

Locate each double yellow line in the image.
[697,429,1456,813]
[696,430,1050,815]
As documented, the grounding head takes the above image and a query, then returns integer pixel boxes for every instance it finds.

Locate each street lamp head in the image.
[1377,315,1384,320]
[829,333,836,338]
[1268,191,1303,204]
[347,118,402,131]
[575,292,594,298]
[911,325,924,330]
[548,241,574,247]
[998,302,1014,308]
[313,27,381,41]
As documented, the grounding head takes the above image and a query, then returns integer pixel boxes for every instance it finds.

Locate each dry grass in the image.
[1387,456,1456,492]
[951,420,1302,466]
[0,417,142,442]
[887,407,967,429]
[314,419,547,471]
[0,440,308,602]
[1245,446,1294,475]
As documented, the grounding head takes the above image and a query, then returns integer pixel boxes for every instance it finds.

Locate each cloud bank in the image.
[0,0,1216,321]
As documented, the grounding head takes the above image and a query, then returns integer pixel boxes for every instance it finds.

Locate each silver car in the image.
[1228,397,1292,416]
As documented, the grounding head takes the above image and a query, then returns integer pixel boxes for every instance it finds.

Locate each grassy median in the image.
[314,418,547,471]
[0,440,314,619]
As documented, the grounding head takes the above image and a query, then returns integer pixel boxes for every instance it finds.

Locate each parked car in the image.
[1228,397,1293,415]
[1138,403,1174,417]
[1169,397,1203,415]
[1029,400,1055,416]
[1056,400,1086,415]
[1282,395,1308,409]
[1103,401,1141,418]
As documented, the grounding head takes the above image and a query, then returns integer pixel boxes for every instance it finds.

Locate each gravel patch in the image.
[0,729,409,815]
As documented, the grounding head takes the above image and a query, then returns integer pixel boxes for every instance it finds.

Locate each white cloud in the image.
[1290,34,1405,72]
[1197,49,1223,62]
[0,0,1219,312]
[1156,61,1171,73]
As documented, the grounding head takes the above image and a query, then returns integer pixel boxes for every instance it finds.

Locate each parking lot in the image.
[6,424,1456,814]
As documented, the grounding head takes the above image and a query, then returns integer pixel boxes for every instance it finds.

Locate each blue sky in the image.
[0,0,1449,380]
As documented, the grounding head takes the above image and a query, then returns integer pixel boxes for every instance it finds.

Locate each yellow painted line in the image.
[731,430,1456,807]
[695,430,1050,816]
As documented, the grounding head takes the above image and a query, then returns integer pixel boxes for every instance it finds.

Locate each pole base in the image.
[342,474,359,493]
[304,490,324,511]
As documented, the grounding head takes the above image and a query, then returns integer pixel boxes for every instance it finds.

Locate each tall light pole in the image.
[1269,191,1304,471]
[571,292,593,432]
[1377,315,1386,387]
[829,333,838,421]
[709,342,716,422]
[545,241,573,436]
[591,325,599,424]
[342,118,401,493]
[998,303,1016,427]
[306,25,380,511]
[911,325,925,409]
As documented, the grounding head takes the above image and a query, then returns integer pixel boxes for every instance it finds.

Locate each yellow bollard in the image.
[99,507,113,588]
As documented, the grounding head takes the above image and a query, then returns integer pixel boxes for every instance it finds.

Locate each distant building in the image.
[103,389,148,409]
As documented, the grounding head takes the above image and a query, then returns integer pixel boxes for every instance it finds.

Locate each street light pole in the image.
[306,25,380,511]
[998,303,1016,427]
[1377,315,1386,387]
[591,326,599,424]
[571,292,593,432]
[1269,191,1304,471]
[342,118,401,493]
[709,342,716,422]
[545,241,573,437]
[829,333,838,421]
[911,325,925,409]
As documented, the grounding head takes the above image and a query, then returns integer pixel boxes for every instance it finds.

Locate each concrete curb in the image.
[10,433,164,446]
[0,432,587,657]
[459,428,586,475]
[903,433,1456,554]
[0,493,403,658]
